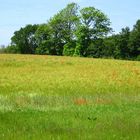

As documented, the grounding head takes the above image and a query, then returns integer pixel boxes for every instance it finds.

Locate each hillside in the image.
[0,54,140,139]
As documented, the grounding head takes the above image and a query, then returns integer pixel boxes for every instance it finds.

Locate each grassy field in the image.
[0,54,140,140]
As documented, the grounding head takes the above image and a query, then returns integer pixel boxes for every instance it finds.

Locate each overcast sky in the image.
[0,0,140,45]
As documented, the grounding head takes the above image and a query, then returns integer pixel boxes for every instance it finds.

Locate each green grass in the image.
[0,54,140,140]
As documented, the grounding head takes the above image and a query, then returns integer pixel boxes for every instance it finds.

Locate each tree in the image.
[57,2,79,42]
[11,24,39,54]
[129,20,140,58]
[9,3,114,58]
[75,6,111,57]
[35,24,56,55]
[48,3,79,55]
[117,27,130,59]
[110,27,131,59]
[74,26,90,56]
[103,35,118,58]
[63,41,76,56]
[87,38,104,58]
[102,27,130,59]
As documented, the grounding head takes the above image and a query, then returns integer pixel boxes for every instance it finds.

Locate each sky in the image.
[0,0,140,46]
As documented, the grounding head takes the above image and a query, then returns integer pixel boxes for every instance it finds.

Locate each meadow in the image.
[0,54,140,140]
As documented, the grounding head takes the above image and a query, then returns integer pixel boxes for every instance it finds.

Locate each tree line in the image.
[1,3,140,60]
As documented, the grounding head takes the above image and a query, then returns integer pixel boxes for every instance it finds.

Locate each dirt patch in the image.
[74,98,88,105]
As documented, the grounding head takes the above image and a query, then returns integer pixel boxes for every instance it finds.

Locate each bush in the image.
[3,45,20,54]
[35,46,48,55]
[73,43,82,57]
[63,41,76,56]
[136,55,140,61]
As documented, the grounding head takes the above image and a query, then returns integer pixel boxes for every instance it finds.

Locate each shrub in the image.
[63,41,76,56]
[136,55,140,61]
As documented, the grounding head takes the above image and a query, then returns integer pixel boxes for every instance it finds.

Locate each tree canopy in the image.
[3,3,139,61]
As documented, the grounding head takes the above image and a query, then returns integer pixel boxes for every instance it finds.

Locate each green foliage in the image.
[11,24,39,54]
[0,45,20,54]
[136,55,140,61]
[35,24,51,47]
[8,3,111,58]
[129,20,140,58]
[73,43,82,56]
[74,26,90,56]
[35,46,46,55]
[103,20,140,60]
[80,7,111,38]
[74,6,111,57]
[63,41,76,56]
[6,45,20,53]
[87,39,104,58]
[47,3,79,55]
[35,24,56,55]
[52,3,79,43]
[6,3,140,60]
[114,27,130,59]
[102,36,116,57]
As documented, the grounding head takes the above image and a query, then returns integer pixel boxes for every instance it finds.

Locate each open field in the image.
[0,54,140,140]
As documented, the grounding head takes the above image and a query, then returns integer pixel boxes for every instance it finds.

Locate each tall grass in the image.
[0,54,140,139]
